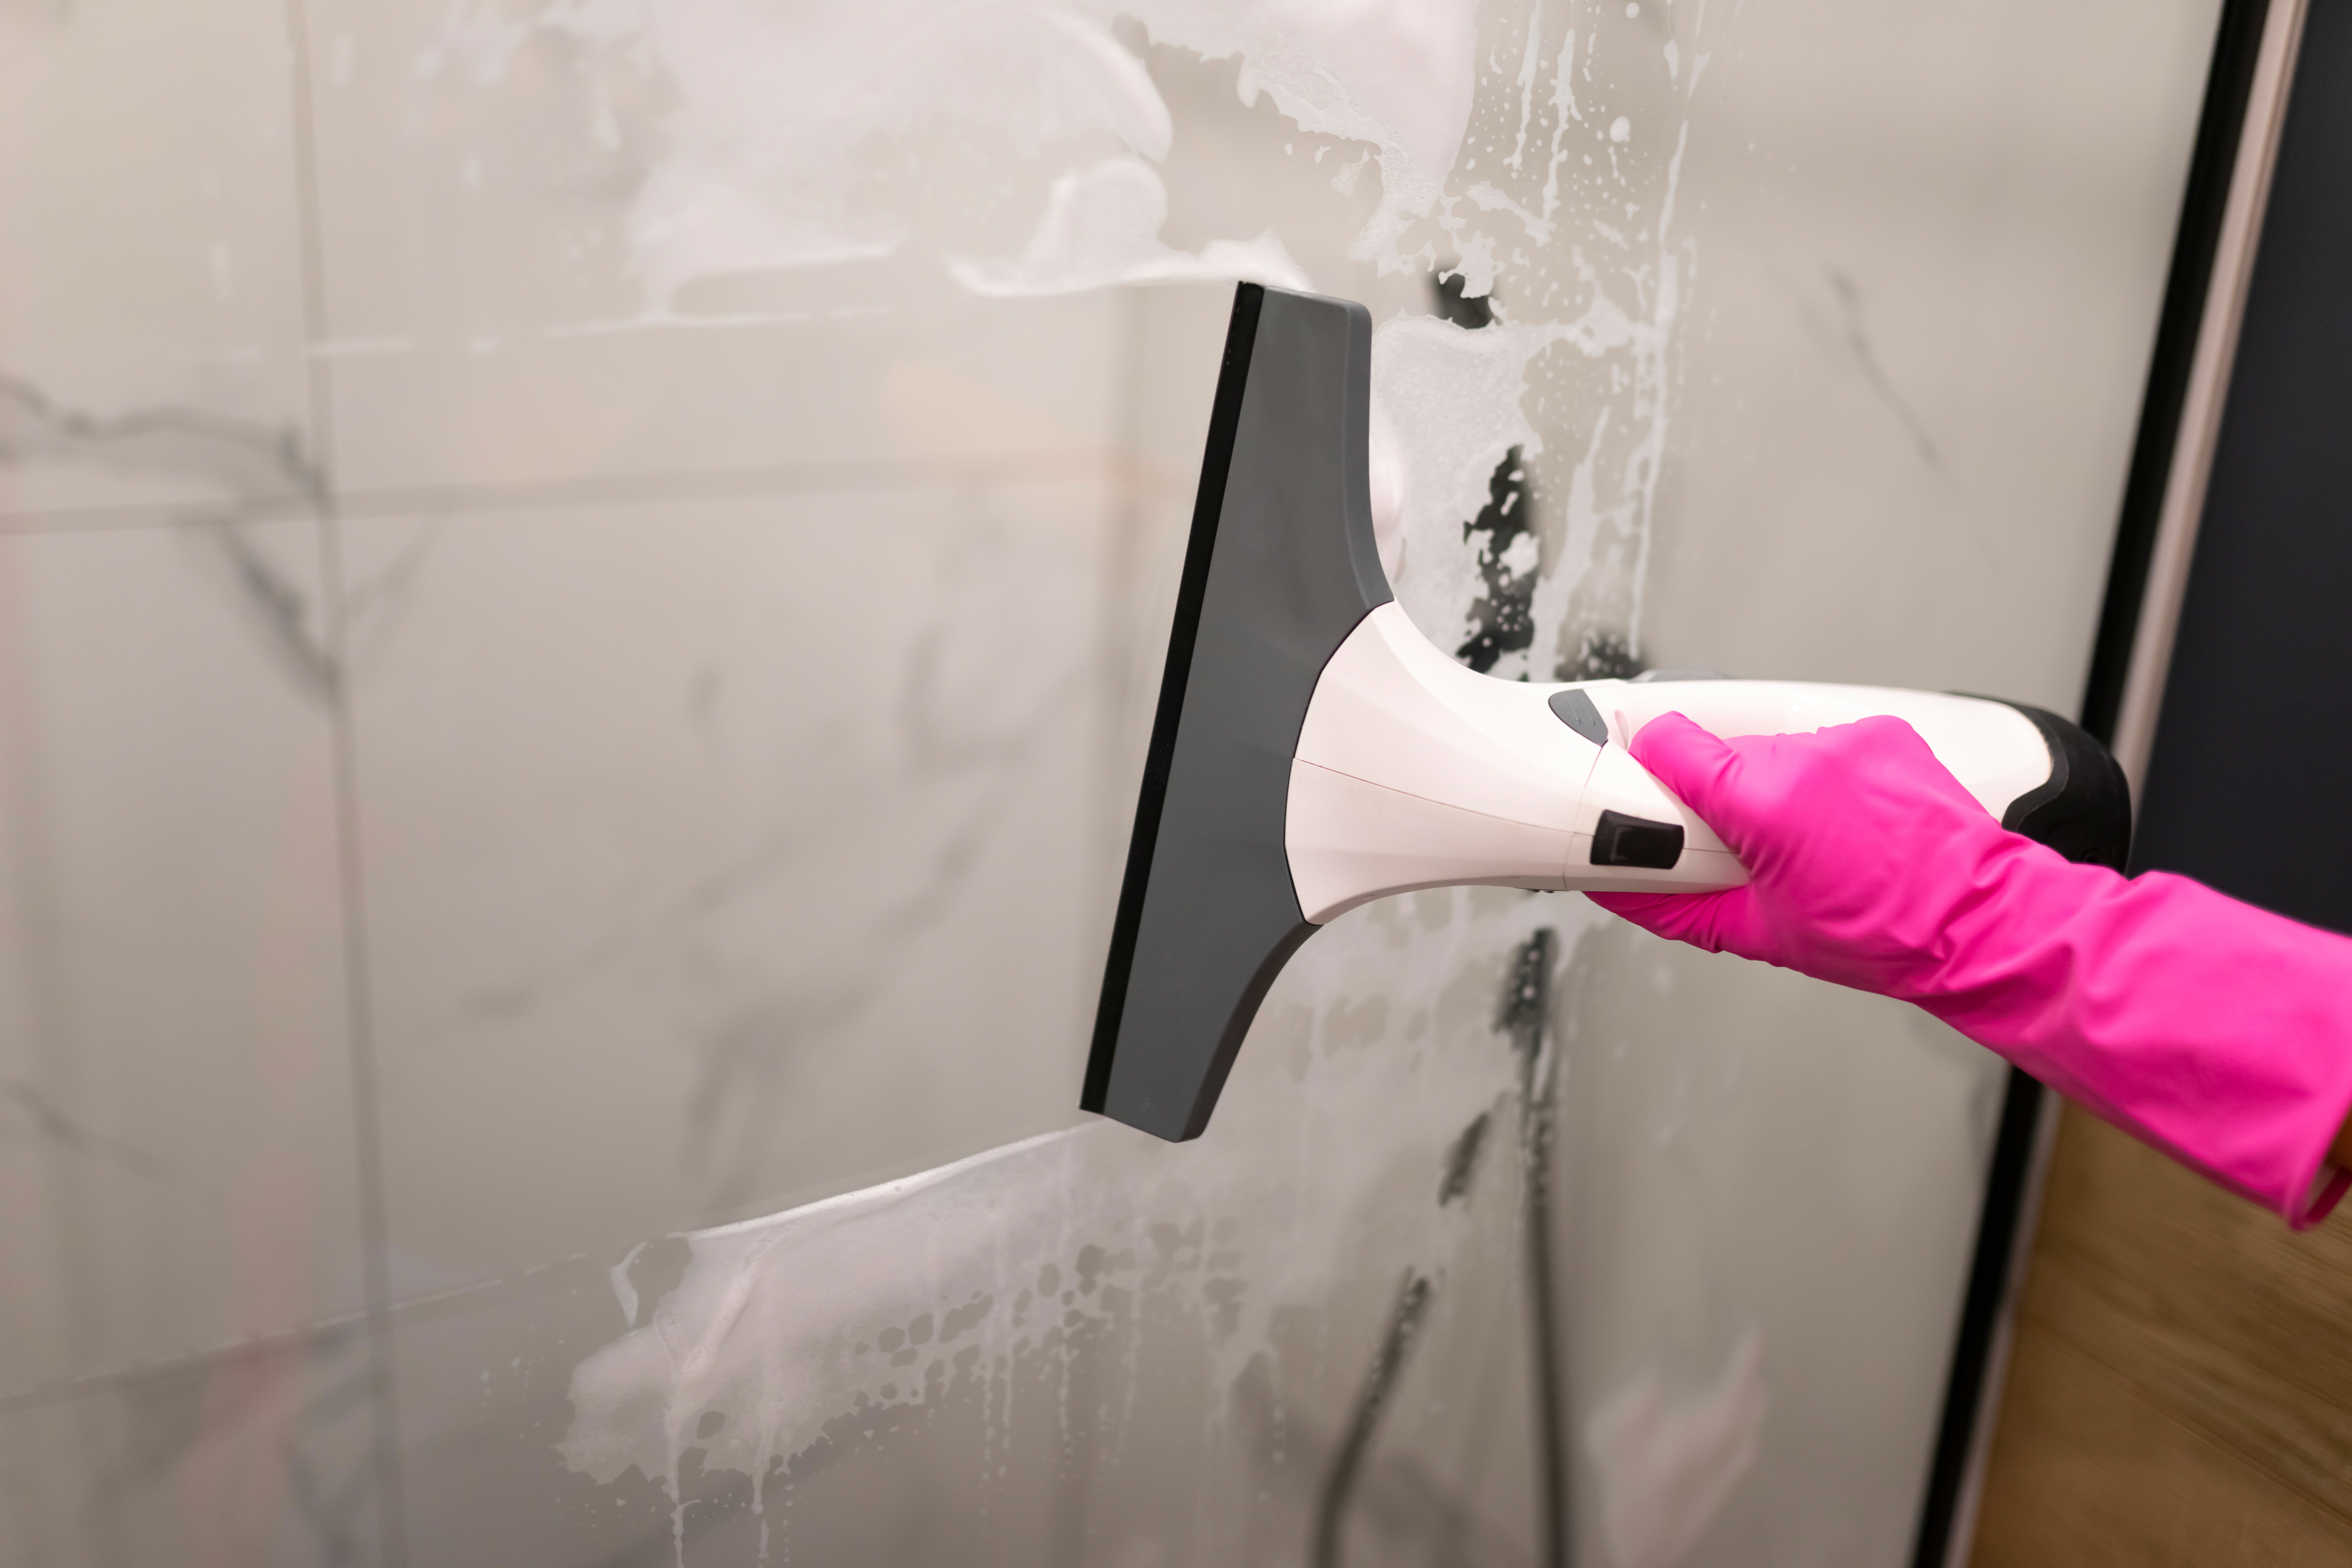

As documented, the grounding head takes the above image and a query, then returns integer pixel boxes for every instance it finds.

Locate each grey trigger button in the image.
[1548,688,1609,746]
[1591,810,1684,869]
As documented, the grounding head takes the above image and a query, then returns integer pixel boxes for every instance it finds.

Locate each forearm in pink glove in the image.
[1588,712,2352,1228]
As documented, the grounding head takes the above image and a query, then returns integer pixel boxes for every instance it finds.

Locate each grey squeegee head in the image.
[1081,283,1394,1141]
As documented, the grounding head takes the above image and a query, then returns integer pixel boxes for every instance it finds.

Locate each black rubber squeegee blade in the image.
[1082,283,1393,1141]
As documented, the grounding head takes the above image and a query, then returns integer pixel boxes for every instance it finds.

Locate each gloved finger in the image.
[1619,711,1756,852]
[1586,887,1752,956]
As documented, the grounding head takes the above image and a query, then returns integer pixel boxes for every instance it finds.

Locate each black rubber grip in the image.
[1974,699,2134,872]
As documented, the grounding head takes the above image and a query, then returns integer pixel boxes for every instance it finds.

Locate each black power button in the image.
[1591,810,1685,870]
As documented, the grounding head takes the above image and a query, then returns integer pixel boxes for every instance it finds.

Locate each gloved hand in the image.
[1589,712,2352,1227]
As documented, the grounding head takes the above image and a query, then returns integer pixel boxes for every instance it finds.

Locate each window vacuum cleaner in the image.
[1082,283,2130,1142]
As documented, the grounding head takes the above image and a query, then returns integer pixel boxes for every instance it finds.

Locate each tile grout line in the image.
[277,0,410,1562]
[0,446,1185,537]
[0,484,118,1561]
[1048,285,1154,1568]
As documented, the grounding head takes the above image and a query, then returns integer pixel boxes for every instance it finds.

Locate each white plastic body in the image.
[1285,603,2052,925]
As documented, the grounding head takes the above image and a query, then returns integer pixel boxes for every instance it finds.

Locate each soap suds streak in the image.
[1379,266,1679,677]
[1502,0,1546,175]
[1310,1268,1435,1568]
[563,893,1607,1557]
[1426,274,1541,677]
[1308,931,1577,1568]
[1502,928,1572,1568]
[1381,0,1703,677]
[421,0,1479,315]
[418,0,1700,674]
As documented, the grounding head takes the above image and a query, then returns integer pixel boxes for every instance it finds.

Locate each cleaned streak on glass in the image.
[1312,927,1572,1568]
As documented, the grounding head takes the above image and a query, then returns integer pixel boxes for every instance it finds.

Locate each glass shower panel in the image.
[0,1,2216,1564]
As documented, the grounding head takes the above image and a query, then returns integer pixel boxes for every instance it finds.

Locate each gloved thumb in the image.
[1620,711,1752,852]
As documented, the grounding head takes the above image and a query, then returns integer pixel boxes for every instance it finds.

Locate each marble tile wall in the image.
[2,1329,383,1568]
[0,521,364,1389]
[0,0,314,521]
[0,1,2220,1564]
[343,477,1120,1286]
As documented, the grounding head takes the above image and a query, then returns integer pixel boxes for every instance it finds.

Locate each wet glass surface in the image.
[0,1,2218,1563]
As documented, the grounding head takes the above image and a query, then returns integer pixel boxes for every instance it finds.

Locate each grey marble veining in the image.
[1812,268,1952,480]
[0,373,321,511]
[0,369,341,701]
[0,0,313,521]
[0,1322,383,1568]
[0,519,368,1405]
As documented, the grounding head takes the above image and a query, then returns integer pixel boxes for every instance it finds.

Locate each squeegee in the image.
[1083,283,2129,1141]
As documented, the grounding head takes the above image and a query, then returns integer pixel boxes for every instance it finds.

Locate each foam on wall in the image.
[417,0,1697,665]
[564,891,1604,1556]
[419,0,1478,313]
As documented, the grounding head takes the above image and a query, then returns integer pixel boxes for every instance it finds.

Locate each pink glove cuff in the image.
[1912,861,2352,1231]
[1589,712,2352,1228]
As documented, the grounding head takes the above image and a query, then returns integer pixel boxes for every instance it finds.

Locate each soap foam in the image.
[422,0,1479,311]
[949,158,1309,297]
[563,892,1609,1540]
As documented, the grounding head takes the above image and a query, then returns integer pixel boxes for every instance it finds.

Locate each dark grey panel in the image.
[2134,2,2352,928]
[1083,284,1392,1141]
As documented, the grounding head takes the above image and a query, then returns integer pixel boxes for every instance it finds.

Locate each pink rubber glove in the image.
[1589,712,2352,1228]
